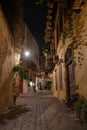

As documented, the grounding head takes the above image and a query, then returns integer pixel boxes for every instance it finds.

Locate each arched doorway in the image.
[65,47,75,106]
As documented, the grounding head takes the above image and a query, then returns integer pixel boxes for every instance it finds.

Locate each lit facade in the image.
[0,0,24,112]
[21,24,40,91]
[45,0,87,104]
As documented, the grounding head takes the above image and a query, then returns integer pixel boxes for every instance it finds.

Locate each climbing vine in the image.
[62,9,75,47]
[62,8,84,68]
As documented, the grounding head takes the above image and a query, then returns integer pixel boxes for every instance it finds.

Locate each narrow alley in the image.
[1,1,87,130]
[0,91,86,130]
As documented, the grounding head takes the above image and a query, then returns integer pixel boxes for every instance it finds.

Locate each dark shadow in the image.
[0,105,31,125]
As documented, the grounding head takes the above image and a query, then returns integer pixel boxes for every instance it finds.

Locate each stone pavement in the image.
[0,90,86,130]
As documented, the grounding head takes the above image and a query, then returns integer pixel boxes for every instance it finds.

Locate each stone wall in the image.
[0,0,24,112]
[52,1,87,101]
[0,6,14,112]
[73,1,87,98]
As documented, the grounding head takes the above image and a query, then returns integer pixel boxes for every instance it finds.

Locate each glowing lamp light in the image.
[30,81,33,87]
[24,51,30,57]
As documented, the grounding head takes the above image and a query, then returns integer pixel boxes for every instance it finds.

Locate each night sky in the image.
[23,0,48,50]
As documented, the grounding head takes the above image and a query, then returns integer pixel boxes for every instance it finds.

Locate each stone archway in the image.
[65,47,75,106]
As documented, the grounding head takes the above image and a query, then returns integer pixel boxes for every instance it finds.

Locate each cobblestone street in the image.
[0,91,86,130]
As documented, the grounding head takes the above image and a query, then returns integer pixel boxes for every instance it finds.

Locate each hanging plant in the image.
[13,65,28,80]
[13,65,21,72]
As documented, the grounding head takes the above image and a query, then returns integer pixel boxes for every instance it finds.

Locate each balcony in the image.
[72,0,84,10]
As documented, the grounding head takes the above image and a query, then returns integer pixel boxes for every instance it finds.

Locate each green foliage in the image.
[74,98,87,124]
[13,65,21,72]
[74,98,85,113]
[83,100,87,124]
[13,65,28,80]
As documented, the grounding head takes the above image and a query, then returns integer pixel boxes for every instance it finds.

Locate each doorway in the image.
[65,47,74,106]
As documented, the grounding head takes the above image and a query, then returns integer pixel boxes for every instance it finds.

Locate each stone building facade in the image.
[72,0,87,98]
[22,24,40,91]
[0,6,14,111]
[23,24,39,69]
[45,0,87,104]
[0,0,23,112]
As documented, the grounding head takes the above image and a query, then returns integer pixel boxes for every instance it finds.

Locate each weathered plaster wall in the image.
[53,1,87,101]
[52,35,68,101]
[0,6,14,111]
[53,66,59,98]
[73,1,87,98]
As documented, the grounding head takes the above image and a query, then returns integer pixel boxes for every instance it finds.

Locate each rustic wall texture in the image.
[53,1,87,101]
[73,1,87,98]
[0,0,24,112]
[0,6,14,111]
